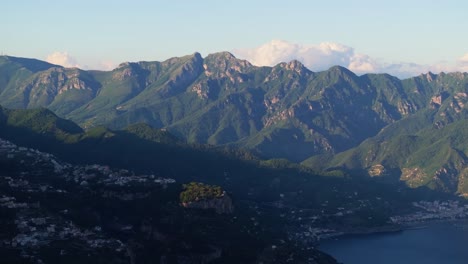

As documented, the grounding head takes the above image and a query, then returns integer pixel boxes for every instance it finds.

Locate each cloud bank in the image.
[233,40,468,79]
[45,51,116,71]
[46,51,81,68]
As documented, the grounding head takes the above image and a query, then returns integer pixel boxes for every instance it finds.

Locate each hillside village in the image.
[0,137,177,263]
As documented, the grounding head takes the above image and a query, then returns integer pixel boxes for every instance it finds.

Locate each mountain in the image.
[301,72,468,196]
[0,54,467,195]
[304,108,468,196]
[0,54,416,159]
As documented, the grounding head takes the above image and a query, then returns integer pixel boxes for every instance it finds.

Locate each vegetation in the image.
[180,182,224,203]
[1,53,468,195]
[305,108,468,194]
[1,54,466,164]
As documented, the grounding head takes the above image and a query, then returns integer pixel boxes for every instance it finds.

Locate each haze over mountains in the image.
[1,53,467,196]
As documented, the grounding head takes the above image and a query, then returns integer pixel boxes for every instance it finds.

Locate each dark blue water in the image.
[319,221,468,264]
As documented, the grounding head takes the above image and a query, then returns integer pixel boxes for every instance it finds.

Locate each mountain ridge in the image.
[1,53,468,195]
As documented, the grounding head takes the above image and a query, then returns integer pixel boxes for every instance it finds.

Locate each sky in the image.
[2,0,468,78]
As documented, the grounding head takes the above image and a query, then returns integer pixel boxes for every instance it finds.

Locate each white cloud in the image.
[46,51,81,68]
[234,40,358,72]
[45,52,117,71]
[96,60,117,71]
[458,53,468,63]
[348,54,377,73]
[456,53,468,72]
[233,40,468,79]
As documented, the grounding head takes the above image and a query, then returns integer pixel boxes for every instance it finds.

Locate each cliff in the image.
[182,193,234,214]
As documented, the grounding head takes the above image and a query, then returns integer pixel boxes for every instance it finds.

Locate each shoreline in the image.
[318,217,468,243]
[317,224,403,241]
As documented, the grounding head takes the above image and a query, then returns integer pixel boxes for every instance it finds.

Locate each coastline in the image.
[317,224,403,241]
[318,217,468,243]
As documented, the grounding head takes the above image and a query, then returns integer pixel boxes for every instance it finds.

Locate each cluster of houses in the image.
[0,138,176,190]
[390,200,468,224]
[272,193,468,246]
[0,137,176,262]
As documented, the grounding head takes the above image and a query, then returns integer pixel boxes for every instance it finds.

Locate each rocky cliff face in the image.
[182,193,234,214]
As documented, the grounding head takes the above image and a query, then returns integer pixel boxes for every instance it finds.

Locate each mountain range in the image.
[0,53,467,196]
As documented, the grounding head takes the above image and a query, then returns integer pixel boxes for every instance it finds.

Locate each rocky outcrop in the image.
[203,51,252,80]
[182,193,234,214]
[18,68,96,108]
[400,167,427,187]
[368,164,386,177]
[112,62,140,81]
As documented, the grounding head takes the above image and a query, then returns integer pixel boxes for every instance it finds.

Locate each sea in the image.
[319,221,468,264]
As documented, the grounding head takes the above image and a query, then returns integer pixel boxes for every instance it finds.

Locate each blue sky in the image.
[2,0,468,77]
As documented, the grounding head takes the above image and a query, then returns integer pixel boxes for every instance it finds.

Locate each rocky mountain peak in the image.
[207,51,237,61]
[116,61,132,68]
[277,60,308,73]
[185,52,204,67]
[112,62,143,81]
[324,65,359,83]
[192,51,203,60]
[158,53,204,73]
[203,52,252,76]
[173,52,204,78]
[446,71,468,80]
[328,65,354,75]
[424,72,436,82]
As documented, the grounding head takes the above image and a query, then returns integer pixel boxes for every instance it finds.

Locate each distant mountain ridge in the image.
[1,53,468,195]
